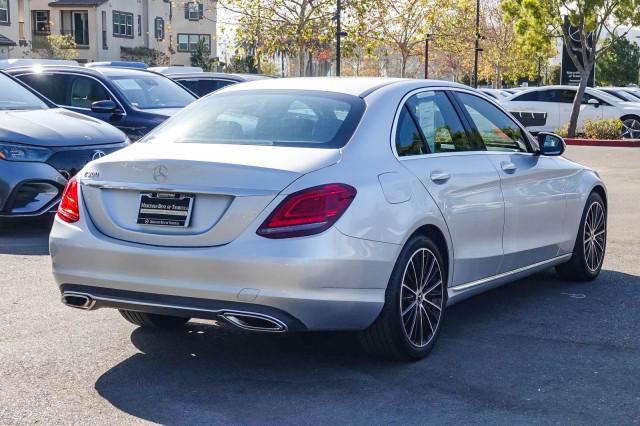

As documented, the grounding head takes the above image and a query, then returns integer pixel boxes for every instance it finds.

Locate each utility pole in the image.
[473,0,480,88]
[336,0,342,76]
[424,34,431,79]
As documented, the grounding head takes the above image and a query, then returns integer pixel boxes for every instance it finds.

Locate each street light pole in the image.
[336,0,342,76]
[473,0,480,88]
[424,35,431,79]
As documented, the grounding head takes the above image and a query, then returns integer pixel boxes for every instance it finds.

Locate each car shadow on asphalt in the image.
[94,269,640,424]
[0,216,52,255]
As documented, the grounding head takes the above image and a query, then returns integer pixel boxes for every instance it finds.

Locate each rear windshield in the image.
[143,90,366,148]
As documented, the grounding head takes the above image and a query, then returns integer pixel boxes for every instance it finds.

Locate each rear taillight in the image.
[257,183,356,239]
[57,176,80,223]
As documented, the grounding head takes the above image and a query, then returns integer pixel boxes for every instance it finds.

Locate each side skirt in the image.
[446,253,572,306]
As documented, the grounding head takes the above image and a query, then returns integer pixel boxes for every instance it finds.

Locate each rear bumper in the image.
[50,216,399,331]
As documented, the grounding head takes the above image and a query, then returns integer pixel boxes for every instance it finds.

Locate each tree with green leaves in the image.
[503,0,640,137]
[190,38,212,70]
[596,37,640,86]
[222,0,334,76]
[36,34,78,60]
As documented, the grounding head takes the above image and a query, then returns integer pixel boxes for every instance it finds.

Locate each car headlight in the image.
[0,142,53,162]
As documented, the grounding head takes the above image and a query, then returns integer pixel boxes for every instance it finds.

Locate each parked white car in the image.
[500,85,640,138]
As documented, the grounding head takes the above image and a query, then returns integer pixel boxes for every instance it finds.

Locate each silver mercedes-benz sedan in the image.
[51,78,607,360]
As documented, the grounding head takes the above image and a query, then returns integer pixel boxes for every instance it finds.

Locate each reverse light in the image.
[57,176,80,223]
[257,183,356,239]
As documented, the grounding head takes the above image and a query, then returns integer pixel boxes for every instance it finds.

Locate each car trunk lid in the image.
[80,142,341,247]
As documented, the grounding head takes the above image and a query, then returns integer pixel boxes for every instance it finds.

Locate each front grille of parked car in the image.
[46,144,123,179]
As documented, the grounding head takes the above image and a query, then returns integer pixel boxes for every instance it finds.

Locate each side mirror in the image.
[587,98,600,107]
[91,100,118,114]
[537,132,565,156]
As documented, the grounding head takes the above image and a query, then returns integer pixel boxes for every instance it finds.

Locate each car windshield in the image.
[110,74,196,109]
[143,90,366,149]
[0,73,48,110]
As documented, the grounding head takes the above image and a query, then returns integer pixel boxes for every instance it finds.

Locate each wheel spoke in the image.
[424,298,442,311]
[400,248,444,348]
[420,304,435,335]
[402,283,416,295]
[402,300,417,317]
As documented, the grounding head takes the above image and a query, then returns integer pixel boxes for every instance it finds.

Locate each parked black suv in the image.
[6,66,197,141]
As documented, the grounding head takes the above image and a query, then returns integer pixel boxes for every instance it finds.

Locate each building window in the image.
[101,11,107,49]
[184,2,203,21]
[137,14,141,36]
[61,11,89,46]
[0,0,9,25]
[113,11,133,38]
[177,33,210,52]
[154,18,164,41]
[33,11,50,34]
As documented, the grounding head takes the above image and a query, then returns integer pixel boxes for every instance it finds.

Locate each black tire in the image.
[119,309,190,329]
[556,192,607,281]
[360,235,447,361]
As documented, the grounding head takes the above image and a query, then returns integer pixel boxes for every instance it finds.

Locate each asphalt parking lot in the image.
[1,145,639,425]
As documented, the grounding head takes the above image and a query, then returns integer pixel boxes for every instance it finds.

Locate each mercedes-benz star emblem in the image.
[91,150,106,161]
[153,165,169,182]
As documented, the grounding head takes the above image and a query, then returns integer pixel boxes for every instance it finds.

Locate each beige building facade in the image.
[0,0,216,65]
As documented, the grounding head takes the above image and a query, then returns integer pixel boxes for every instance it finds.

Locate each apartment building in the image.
[0,0,217,65]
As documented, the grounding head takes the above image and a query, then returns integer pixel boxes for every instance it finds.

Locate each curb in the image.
[564,138,640,147]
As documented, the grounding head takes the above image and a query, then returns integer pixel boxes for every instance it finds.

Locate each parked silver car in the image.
[51,78,607,360]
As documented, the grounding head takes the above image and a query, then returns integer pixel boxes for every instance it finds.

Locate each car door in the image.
[557,89,604,130]
[453,91,569,272]
[16,72,125,126]
[395,90,505,286]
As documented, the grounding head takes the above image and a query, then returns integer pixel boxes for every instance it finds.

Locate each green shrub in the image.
[555,123,569,138]
[583,118,623,140]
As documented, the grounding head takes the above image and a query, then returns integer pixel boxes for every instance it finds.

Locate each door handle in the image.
[430,170,451,183]
[501,162,517,173]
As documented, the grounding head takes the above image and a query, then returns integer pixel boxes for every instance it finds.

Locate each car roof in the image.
[3,64,164,78]
[219,77,468,97]
[166,72,272,82]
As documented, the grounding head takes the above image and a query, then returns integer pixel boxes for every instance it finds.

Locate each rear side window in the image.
[396,107,427,156]
[17,73,68,105]
[456,92,528,153]
[406,91,472,153]
[143,90,365,149]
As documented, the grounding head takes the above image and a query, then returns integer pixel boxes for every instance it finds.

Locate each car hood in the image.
[0,108,126,147]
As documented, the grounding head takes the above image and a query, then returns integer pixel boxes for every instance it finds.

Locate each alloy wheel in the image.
[399,248,444,348]
[583,201,606,272]
[621,118,640,139]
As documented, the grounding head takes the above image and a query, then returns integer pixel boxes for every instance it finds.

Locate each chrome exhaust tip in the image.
[61,292,96,310]
[221,312,287,332]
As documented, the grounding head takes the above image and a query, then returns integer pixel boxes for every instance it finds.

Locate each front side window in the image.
[67,75,110,109]
[113,11,133,38]
[142,90,365,149]
[177,33,210,52]
[110,74,196,109]
[558,89,576,104]
[0,0,9,24]
[456,92,529,153]
[0,74,48,110]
